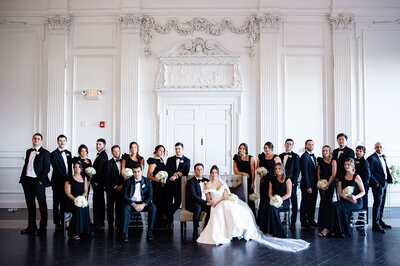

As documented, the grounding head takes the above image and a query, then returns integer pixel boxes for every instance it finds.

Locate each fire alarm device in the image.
[100,121,105,128]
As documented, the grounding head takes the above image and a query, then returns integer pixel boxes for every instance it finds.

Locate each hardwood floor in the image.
[0,208,399,266]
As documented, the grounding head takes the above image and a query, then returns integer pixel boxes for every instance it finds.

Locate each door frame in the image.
[157,92,242,174]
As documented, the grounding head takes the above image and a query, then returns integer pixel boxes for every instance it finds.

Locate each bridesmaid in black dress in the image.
[147,145,167,228]
[257,142,281,219]
[317,145,337,229]
[72,144,92,199]
[233,143,256,215]
[121,142,145,180]
[259,162,292,238]
[65,162,92,240]
[319,158,365,238]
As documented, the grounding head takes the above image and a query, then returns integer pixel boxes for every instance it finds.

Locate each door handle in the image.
[201,138,203,145]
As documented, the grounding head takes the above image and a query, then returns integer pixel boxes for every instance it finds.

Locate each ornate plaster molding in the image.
[0,18,27,25]
[119,13,281,57]
[46,15,70,32]
[156,38,243,91]
[330,13,354,32]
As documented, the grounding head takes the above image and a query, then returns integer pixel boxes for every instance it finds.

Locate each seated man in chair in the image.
[186,163,210,241]
[122,164,156,242]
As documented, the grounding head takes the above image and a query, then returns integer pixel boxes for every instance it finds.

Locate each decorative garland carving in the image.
[330,13,354,32]
[119,13,281,57]
[46,15,71,32]
[0,18,27,25]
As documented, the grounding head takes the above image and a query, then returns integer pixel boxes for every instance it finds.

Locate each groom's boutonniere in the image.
[66,153,70,157]
[142,184,145,188]
[180,159,184,163]
[36,151,40,155]
[288,155,292,158]
[355,161,360,164]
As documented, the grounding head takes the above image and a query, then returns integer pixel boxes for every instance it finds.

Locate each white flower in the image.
[225,193,238,204]
[74,196,88,208]
[343,186,354,197]
[270,194,283,208]
[85,167,96,175]
[155,171,168,184]
[317,179,329,190]
[249,193,259,201]
[142,184,145,188]
[123,168,133,178]
[256,167,268,177]
[36,152,40,155]
[180,159,184,163]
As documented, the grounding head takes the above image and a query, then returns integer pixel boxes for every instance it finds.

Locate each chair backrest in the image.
[220,174,247,203]
[181,175,192,210]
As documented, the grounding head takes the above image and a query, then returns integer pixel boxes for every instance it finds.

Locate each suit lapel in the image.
[56,151,67,173]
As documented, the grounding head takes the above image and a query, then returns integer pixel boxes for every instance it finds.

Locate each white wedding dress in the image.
[197,186,310,252]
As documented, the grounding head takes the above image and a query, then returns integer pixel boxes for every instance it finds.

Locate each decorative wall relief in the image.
[156,38,243,91]
[119,13,281,57]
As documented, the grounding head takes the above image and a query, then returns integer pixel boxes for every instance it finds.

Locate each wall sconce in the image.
[81,89,103,100]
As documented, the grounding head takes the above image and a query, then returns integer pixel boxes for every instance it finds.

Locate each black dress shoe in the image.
[301,223,311,229]
[122,234,128,243]
[380,221,392,229]
[20,228,36,235]
[192,232,199,241]
[147,231,153,241]
[34,229,47,236]
[372,225,385,233]
[310,222,319,228]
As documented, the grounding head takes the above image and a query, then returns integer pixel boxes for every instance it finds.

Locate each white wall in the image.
[1,0,400,207]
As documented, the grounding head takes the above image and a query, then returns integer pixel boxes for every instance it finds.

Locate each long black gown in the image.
[327,174,362,238]
[147,157,167,228]
[72,157,92,200]
[122,153,143,171]
[317,157,335,228]
[258,153,278,219]
[65,176,92,237]
[259,176,290,238]
[233,154,256,215]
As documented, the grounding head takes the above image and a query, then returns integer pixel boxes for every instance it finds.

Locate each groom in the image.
[186,163,210,240]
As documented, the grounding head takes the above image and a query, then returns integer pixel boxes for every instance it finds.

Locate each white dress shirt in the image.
[59,148,69,174]
[26,147,41,177]
[283,153,290,167]
[131,181,142,202]
[176,157,181,170]
[377,153,388,179]
[114,158,121,173]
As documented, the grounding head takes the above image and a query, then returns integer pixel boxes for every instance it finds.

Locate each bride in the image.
[197,165,309,252]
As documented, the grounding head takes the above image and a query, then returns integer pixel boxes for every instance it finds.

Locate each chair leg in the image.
[180,222,184,236]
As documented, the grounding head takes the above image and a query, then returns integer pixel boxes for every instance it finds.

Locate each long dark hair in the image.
[78,144,89,155]
[210,165,220,175]
[274,162,286,180]
[129,141,142,162]
[237,143,249,161]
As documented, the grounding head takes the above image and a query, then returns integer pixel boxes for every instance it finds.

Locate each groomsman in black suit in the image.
[104,145,124,232]
[300,139,318,228]
[279,138,300,230]
[355,145,371,222]
[50,134,72,231]
[332,133,355,181]
[186,163,210,240]
[20,133,51,235]
[122,164,156,242]
[92,138,108,230]
[368,142,392,233]
[165,142,190,229]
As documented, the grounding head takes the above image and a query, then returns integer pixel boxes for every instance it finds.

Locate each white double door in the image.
[167,104,232,174]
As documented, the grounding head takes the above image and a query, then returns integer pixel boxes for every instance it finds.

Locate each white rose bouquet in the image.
[256,167,268,177]
[249,193,259,201]
[84,167,96,182]
[155,170,168,187]
[74,195,88,208]
[123,168,133,179]
[317,179,329,190]
[343,186,354,197]
[270,194,283,208]
[226,193,238,204]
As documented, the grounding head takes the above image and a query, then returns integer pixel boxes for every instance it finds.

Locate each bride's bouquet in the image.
[226,193,238,204]
[155,170,168,187]
[270,194,283,208]
[249,193,259,201]
[84,167,96,182]
[74,196,88,208]
[343,186,354,197]
[256,167,268,177]
[123,168,133,179]
[317,179,329,190]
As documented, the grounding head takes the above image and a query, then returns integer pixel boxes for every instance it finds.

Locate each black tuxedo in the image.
[19,147,51,232]
[367,153,392,227]
[300,151,318,226]
[332,146,355,180]
[50,148,72,226]
[165,155,191,225]
[92,150,108,228]
[122,177,156,234]
[355,156,371,217]
[104,158,124,229]
[186,177,210,233]
[279,151,300,225]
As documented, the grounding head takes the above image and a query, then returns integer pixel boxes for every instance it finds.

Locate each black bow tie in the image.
[378,155,384,158]
[134,180,141,185]
[60,150,65,153]
[115,159,121,162]
[196,178,205,183]
[339,148,345,151]
[285,152,291,155]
